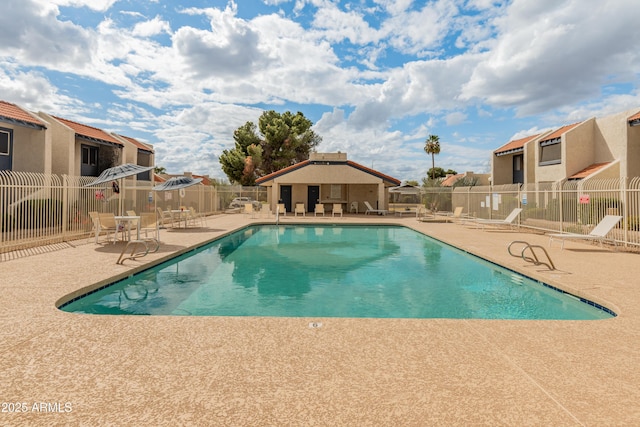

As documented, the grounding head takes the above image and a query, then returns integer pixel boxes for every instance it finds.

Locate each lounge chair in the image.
[473,208,522,229]
[548,215,622,249]
[314,204,325,216]
[332,203,343,217]
[364,201,388,215]
[294,203,305,217]
[277,203,286,216]
[350,201,358,214]
[447,206,475,223]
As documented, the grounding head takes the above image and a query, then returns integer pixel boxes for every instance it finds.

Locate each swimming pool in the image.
[60,225,613,319]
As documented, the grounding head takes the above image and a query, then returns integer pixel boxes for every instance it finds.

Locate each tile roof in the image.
[494,134,540,156]
[441,174,464,187]
[117,134,154,153]
[255,160,310,184]
[569,162,610,179]
[629,111,640,123]
[0,100,46,128]
[52,116,123,146]
[192,174,211,186]
[540,122,581,142]
[255,159,401,186]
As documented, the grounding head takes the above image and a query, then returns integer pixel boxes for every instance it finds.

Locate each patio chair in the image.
[88,211,100,243]
[188,207,206,227]
[157,207,175,228]
[277,203,286,216]
[472,208,522,230]
[140,212,160,239]
[364,201,388,215]
[350,201,358,214]
[126,210,139,228]
[314,204,325,216]
[548,215,622,249]
[294,203,306,217]
[97,213,119,243]
[332,203,343,217]
[243,203,256,219]
[261,203,272,218]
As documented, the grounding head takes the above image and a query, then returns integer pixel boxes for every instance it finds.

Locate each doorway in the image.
[280,185,292,213]
[307,186,319,213]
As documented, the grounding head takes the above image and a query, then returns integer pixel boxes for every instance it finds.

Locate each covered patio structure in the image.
[256,152,401,214]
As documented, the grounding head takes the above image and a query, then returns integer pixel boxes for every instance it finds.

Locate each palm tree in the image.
[424,134,440,180]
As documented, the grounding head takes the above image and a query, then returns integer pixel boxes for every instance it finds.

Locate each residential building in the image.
[0,100,51,174]
[492,107,640,185]
[0,99,154,182]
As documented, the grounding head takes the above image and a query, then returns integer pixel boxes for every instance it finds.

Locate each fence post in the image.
[622,176,628,248]
[62,174,69,238]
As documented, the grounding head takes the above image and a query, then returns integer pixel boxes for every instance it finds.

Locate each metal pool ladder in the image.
[117,238,160,265]
[508,240,556,270]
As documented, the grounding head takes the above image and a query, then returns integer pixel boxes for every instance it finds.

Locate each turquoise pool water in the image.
[60,225,613,319]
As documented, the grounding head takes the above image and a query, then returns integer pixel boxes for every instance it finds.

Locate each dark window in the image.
[82,146,98,166]
[540,140,561,165]
[0,130,10,156]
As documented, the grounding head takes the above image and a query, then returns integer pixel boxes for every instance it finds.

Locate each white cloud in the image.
[445,111,467,125]
[460,0,640,115]
[33,0,119,12]
[132,16,171,37]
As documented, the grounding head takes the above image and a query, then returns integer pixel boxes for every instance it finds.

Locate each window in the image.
[81,145,98,166]
[539,139,561,165]
[0,129,10,156]
[330,184,342,199]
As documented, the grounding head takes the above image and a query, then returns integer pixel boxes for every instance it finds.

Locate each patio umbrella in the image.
[152,176,203,237]
[84,163,154,215]
[152,176,203,192]
[84,163,154,187]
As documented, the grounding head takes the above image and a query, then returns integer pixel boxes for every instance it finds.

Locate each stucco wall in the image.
[564,118,596,176]
[628,124,640,177]
[491,154,513,185]
[39,112,76,176]
[2,124,49,173]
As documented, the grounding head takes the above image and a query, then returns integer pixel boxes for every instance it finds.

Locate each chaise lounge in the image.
[364,201,388,215]
[548,215,622,249]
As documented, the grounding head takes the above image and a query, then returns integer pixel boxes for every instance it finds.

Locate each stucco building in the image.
[256,152,401,214]
[492,107,640,185]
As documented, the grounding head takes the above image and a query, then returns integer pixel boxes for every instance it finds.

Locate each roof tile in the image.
[53,116,122,145]
[0,100,46,127]
[495,134,540,155]
[540,122,582,142]
[569,162,610,179]
[117,134,154,152]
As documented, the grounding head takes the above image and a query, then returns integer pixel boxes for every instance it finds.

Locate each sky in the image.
[1,0,639,183]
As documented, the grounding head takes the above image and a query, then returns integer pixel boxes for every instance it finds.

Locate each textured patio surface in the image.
[2,213,639,426]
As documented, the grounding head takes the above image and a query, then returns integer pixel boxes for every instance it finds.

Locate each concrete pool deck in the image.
[2,213,639,425]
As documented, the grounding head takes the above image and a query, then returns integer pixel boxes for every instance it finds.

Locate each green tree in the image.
[219,111,321,185]
[426,167,449,179]
[154,166,166,175]
[424,134,440,180]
